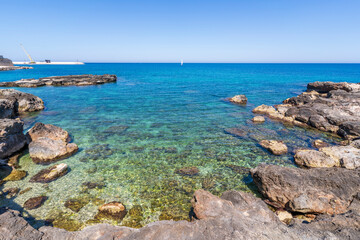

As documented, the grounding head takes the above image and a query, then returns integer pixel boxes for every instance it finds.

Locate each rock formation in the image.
[0,55,14,66]
[0,119,27,159]
[259,140,288,155]
[0,74,117,87]
[0,89,44,113]
[252,81,360,139]
[28,123,78,164]
[228,95,247,104]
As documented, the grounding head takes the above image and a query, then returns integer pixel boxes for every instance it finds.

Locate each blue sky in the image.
[1,0,359,63]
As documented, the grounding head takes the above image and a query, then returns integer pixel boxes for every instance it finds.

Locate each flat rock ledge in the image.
[0,66,33,71]
[0,74,117,88]
[252,81,360,139]
[1,189,359,240]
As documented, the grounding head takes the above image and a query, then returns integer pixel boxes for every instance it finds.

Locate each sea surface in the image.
[1,63,359,230]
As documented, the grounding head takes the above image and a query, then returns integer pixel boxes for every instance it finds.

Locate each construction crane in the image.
[20,44,35,64]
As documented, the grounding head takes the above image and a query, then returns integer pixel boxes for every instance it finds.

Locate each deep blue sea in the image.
[1,63,359,230]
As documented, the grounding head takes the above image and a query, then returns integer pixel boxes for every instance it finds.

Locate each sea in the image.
[1,63,359,230]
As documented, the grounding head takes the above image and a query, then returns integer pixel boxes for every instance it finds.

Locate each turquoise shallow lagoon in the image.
[1,63,359,230]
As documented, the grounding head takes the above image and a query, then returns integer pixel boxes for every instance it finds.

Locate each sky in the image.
[1,0,360,63]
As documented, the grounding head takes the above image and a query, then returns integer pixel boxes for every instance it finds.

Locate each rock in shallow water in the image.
[251,164,360,215]
[175,166,199,176]
[0,89,44,113]
[95,202,127,221]
[251,116,265,123]
[29,163,68,183]
[23,196,48,210]
[259,140,288,155]
[0,118,27,159]
[27,122,70,142]
[229,95,247,104]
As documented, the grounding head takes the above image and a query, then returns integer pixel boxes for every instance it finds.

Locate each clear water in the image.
[1,63,359,230]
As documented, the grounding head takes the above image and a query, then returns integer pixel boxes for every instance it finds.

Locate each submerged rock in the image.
[3,168,27,181]
[0,74,117,88]
[29,163,68,183]
[2,187,20,198]
[65,198,90,212]
[251,164,360,214]
[24,196,48,210]
[175,166,199,176]
[259,140,288,155]
[228,95,247,104]
[0,119,27,159]
[95,202,127,221]
[224,128,247,138]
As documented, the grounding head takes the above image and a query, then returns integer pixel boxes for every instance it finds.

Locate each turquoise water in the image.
[1,63,359,230]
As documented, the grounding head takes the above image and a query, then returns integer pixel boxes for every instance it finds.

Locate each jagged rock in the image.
[295,145,360,169]
[312,139,329,149]
[275,210,293,224]
[0,74,117,88]
[175,166,199,176]
[0,89,44,113]
[96,202,127,221]
[0,99,16,119]
[23,196,48,210]
[29,163,68,183]
[251,164,360,215]
[228,95,247,104]
[251,116,265,123]
[29,138,78,164]
[0,119,26,159]
[0,55,14,66]
[307,81,360,93]
[259,140,288,155]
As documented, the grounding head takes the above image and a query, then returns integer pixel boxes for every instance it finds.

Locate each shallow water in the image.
[1,63,359,230]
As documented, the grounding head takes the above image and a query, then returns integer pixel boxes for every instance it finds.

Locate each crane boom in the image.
[20,44,35,63]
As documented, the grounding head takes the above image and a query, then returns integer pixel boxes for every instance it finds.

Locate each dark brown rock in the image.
[29,163,68,183]
[24,196,47,210]
[0,119,26,159]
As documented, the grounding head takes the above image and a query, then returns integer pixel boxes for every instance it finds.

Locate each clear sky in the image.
[1,0,359,63]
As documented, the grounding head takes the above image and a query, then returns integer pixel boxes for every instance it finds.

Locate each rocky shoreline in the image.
[0,66,33,71]
[0,74,117,87]
[0,81,359,239]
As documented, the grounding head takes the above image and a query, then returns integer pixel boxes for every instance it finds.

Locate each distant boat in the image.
[181,59,183,66]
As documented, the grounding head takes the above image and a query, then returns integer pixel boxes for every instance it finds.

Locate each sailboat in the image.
[181,59,183,66]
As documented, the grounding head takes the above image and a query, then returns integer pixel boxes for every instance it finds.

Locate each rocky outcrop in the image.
[0,74,117,87]
[252,82,360,139]
[259,140,288,155]
[295,145,360,169]
[28,123,78,164]
[251,164,360,215]
[29,163,68,183]
[0,89,44,113]
[0,99,16,119]
[0,66,33,71]
[228,95,247,104]
[0,55,13,66]
[0,119,27,159]
[1,189,359,239]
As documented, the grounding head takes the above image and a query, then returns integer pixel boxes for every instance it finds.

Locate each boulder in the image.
[252,104,277,115]
[29,138,78,164]
[0,99,16,119]
[27,123,78,164]
[229,95,247,104]
[259,140,288,155]
[0,119,26,159]
[0,89,44,113]
[23,196,48,210]
[0,74,117,88]
[251,164,360,214]
[29,163,68,183]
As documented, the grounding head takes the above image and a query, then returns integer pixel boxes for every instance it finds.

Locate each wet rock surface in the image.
[259,140,288,155]
[95,202,127,221]
[0,74,117,87]
[253,81,360,139]
[251,164,360,215]
[29,163,68,183]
